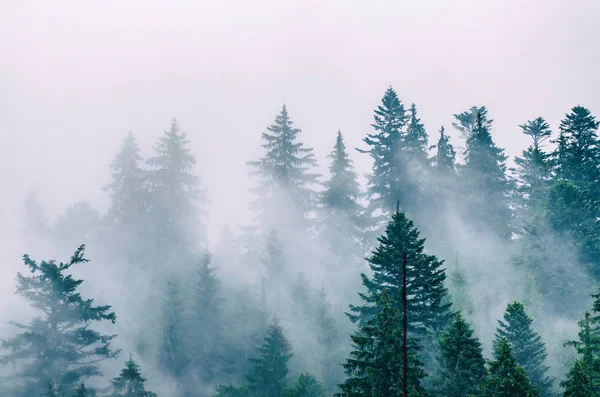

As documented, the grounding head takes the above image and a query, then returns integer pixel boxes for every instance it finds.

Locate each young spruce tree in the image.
[0,246,119,397]
[494,302,555,396]
[110,355,157,397]
[561,360,594,397]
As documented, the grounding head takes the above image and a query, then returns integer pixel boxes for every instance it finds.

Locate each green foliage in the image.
[158,276,189,380]
[109,356,157,397]
[286,373,327,397]
[564,310,600,392]
[432,126,456,175]
[433,314,487,397]
[338,290,426,397]
[561,360,594,397]
[480,338,539,397]
[0,246,119,397]
[494,302,554,396]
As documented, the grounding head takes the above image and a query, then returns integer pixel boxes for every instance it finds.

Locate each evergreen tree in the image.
[110,356,157,397]
[248,105,320,230]
[73,383,88,397]
[480,338,539,397]
[348,211,452,336]
[561,360,594,397]
[447,260,475,320]
[338,290,426,397]
[432,126,456,175]
[158,276,189,380]
[320,131,364,259]
[315,287,344,392]
[359,86,409,229]
[286,373,327,397]
[262,230,287,283]
[43,379,62,397]
[104,131,150,261]
[494,302,554,396]
[564,311,600,391]
[0,246,119,397]
[147,118,206,263]
[404,103,429,166]
[452,106,492,139]
[433,314,487,397]
[191,251,227,382]
[246,319,292,397]
[459,110,513,239]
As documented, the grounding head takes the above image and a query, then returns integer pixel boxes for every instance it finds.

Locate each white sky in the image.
[1,0,600,261]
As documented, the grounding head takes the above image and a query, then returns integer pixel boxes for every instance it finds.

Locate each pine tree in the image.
[158,276,189,380]
[191,251,227,382]
[338,290,426,397]
[147,118,206,263]
[286,373,327,397]
[320,131,364,260]
[359,86,409,229]
[561,360,594,397]
[447,260,475,320]
[433,314,487,397]
[0,246,119,397]
[432,126,456,175]
[480,338,539,397]
[494,302,554,396]
[104,131,150,261]
[452,106,492,139]
[348,211,452,336]
[564,311,600,391]
[246,319,293,397]
[248,105,320,230]
[459,110,513,239]
[110,355,157,397]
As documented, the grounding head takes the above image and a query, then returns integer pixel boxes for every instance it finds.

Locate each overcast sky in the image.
[1,0,600,264]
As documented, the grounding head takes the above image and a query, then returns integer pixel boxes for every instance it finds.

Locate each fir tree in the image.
[404,103,429,166]
[248,105,320,230]
[564,311,600,391]
[359,86,409,228]
[459,110,513,239]
[191,251,227,382]
[494,302,555,396]
[433,314,487,397]
[246,319,292,397]
[432,126,456,175]
[158,276,189,380]
[338,290,426,397]
[320,131,364,259]
[452,105,492,139]
[348,211,452,336]
[110,355,157,397]
[286,373,327,397]
[561,360,594,397]
[315,288,344,392]
[447,260,475,320]
[0,246,119,397]
[147,118,206,263]
[480,338,539,397]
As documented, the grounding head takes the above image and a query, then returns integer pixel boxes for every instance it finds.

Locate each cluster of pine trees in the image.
[4,86,600,396]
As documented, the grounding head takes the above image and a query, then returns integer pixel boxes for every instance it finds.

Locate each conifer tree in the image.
[452,106,492,139]
[447,260,475,320]
[315,288,344,392]
[459,110,513,239]
[494,302,554,396]
[74,383,88,397]
[246,319,292,397]
[0,246,119,397]
[359,86,409,228]
[480,338,539,397]
[110,356,157,397]
[564,311,600,391]
[348,211,452,336]
[43,379,62,397]
[248,105,320,230]
[191,251,227,382]
[338,290,426,397]
[147,118,206,262]
[433,314,487,397]
[262,230,287,283]
[432,126,456,176]
[286,373,327,397]
[561,360,594,397]
[404,103,429,166]
[320,131,364,259]
[158,276,189,380]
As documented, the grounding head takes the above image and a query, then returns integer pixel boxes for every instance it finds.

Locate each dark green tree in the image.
[110,355,157,397]
[452,106,492,139]
[348,211,452,336]
[561,360,594,397]
[459,110,513,239]
[432,126,456,175]
[494,302,554,396]
[0,246,119,397]
[286,373,327,397]
[480,338,539,397]
[248,105,320,229]
[359,86,409,229]
[433,314,487,397]
[564,311,600,391]
[158,276,189,380]
[338,290,426,397]
[320,131,364,260]
[246,319,293,397]
[147,118,206,262]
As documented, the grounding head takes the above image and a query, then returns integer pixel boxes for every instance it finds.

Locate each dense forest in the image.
[3,86,600,397]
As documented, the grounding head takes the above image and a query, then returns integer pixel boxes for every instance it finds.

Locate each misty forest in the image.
[4,86,600,397]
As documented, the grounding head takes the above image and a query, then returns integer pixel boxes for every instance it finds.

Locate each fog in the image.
[2,1,600,396]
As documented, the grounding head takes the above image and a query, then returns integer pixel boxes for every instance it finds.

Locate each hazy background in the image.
[1,0,599,308]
